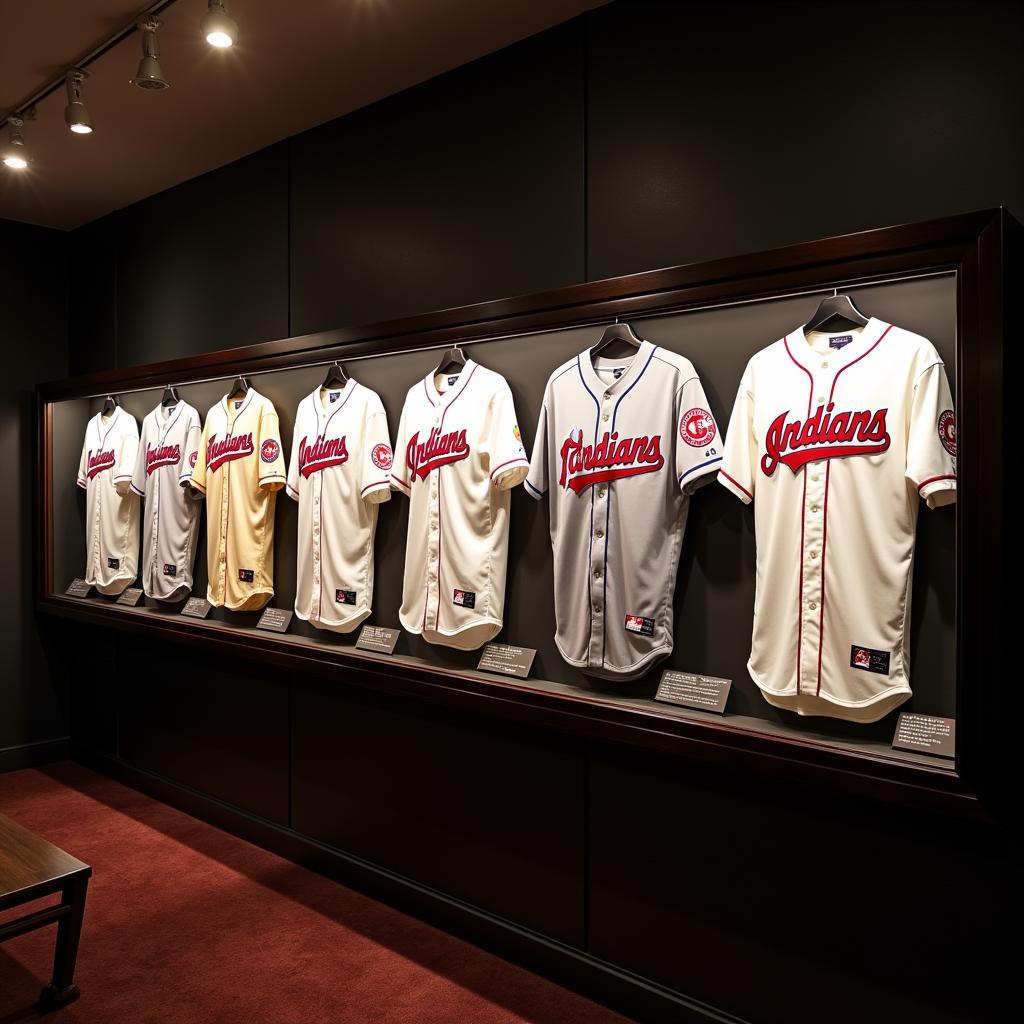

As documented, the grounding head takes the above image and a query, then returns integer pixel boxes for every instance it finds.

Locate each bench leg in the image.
[39,873,88,1007]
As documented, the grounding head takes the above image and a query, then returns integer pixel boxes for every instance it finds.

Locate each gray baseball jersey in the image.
[129,401,203,601]
[525,340,722,679]
[76,406,140,596]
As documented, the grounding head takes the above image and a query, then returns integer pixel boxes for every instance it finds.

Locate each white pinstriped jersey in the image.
[719,318,957,722]
[286,381,393,633]
[525,341,722,679]
[390,360,529,650]
[129,401,203,601]
[76,407,140,596]
[190,389,286,611]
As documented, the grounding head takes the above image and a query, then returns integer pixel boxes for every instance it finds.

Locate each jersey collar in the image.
[423,359,478,408]
[578,339,655,398]
[221,387,256,421]
[94,404,122,448]
[790,317,890,370]
[312,378,357,427]
[156,399,184,436]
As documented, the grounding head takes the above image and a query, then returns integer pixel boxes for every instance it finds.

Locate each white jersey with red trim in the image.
[76,406,140,595]
[390,360,529,650]
[285,381,392,633]
[525,341,722,679]
[718,318,957,722]
[129,401,203,601]
[190,389,287,611]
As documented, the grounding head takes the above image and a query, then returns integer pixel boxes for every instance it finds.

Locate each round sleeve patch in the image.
[261,439,281,463]
[680,408,716,447]
[371,443,393,471]
[938,409,956,456]
[189,450,198,469]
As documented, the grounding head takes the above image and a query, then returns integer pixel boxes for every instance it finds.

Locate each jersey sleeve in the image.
[179,413,202,495]
[129,420,148,497]
[907,361,957,509]
[189,416,210,497]
[361,398,393,505]
[77,432,88,490]
[523,390,549,501]
[285,415,301,502]
[258,407,286,491]
[390,402,411,496]
[675,374,723,495]
[486,383,529,491]
[113,420,139,496]
[718,368,756,505]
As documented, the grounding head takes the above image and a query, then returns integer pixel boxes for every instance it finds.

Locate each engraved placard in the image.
[477,643,536,679]
[116,587,144,607]
[655,670,732,714]
[64,578,92,598]
[355,624,401,654]
[257,607,293,633]
[180,597,212,619]
[892,713,956,760]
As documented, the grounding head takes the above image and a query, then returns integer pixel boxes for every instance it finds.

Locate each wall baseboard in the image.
[0,736,70,774]
[70,743,745,1024]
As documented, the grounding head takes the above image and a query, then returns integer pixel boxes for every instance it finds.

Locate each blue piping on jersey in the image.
[523,478,546,498]
[679,456,722,485]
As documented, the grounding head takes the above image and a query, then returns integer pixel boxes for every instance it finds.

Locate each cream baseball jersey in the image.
[718,318,957,722]
[525,341,722,679]
[190,389,286,611]
[128,401,203,601]
[76,406,140,596]
[286,381,393,633]
[390,360,529,650]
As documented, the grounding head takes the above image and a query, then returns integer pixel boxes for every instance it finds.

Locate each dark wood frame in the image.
[36,209,1013,824]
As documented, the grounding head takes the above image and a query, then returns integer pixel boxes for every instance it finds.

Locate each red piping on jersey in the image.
[435,473,444,633]
[317,472,324,623]
[918,473,956,491]
[489,456,529,481]
[827,325,893,403]
[222,460,231,604]
[816,460,832,696]
[390,472,411,491]
[720,470,752,501]
[361,479,390,496]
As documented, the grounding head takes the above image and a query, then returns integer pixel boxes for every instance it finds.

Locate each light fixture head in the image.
[132,17,169,90]
[202,1,238,48]
[3,115,30,170]
[64,68,93,134]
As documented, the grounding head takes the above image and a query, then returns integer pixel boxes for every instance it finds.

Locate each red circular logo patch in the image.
[371,443,393,471]
[938,409,956,456]
[680,408,716,447]
[261,439,280,463]
[189,451,198,468]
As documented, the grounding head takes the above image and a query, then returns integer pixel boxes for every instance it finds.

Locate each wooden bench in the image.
[0,812,91,1006]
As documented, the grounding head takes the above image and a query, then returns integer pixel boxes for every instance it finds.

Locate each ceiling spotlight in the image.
[2,115,30,170]
[132,16,169,90]
[64,68,93,134]
[202,1,238,48]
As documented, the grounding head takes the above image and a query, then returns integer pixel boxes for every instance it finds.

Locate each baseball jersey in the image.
[718,318,957,722]
[76,406,140,596]
[525,341,722,679]
[128,401,203,601]
[286,381,392,633]
[390,360,529,650]
[190,389,286,611]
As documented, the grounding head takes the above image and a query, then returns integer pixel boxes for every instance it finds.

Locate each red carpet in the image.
[0,763,630,1024]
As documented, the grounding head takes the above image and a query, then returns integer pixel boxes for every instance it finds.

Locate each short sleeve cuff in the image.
[285,482,300,501]
[491,458,530,491]
[718,469,753,504]
[390,472,412,495]
[76,476,87,490]
[361,480,392,504]
[678,456,722,495]
[523,478,546,501]
[918,475,956,509]
[129,482,145,498]
[260,473,286,492]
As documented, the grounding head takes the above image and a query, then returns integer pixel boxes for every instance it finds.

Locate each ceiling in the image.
[0,0,602,231]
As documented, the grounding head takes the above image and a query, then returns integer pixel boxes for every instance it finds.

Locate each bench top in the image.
[0,812,91,910]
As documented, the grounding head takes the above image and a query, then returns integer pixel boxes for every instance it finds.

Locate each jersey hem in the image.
[554,636,672,679]
[295,606,371,634]
[400,612,503,650]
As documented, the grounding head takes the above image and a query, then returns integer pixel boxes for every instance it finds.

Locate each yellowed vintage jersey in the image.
[390,360,529,650]
[719,319,957,723]
[190,389,286,611]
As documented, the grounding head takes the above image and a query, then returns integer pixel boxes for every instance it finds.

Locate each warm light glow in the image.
[206,30,233,47]
[70,123,93,134]
[3,155,28,170]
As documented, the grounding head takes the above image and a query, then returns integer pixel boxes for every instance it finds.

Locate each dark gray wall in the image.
[58,3,1017,1022]
[1,218,69,770]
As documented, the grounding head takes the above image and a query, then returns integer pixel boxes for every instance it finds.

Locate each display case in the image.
[37,209,1013,820]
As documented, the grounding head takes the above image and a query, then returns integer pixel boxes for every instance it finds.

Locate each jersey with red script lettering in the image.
[129,400,202,601]
[718,318,956,722]
[525,341,722,679]
[286,381,392,633]
[76,406,140,595]
[390,360,529,649]
[190,389,286,611]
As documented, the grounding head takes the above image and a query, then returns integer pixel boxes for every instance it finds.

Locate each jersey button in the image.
[821,361,829,369]
[810,504,819,513]
[597,489,606,499]
[809,601,818,610]
[593,569,602,579]
[595,529,604,539]
[810,550,818,559]
[602,413,610,422]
